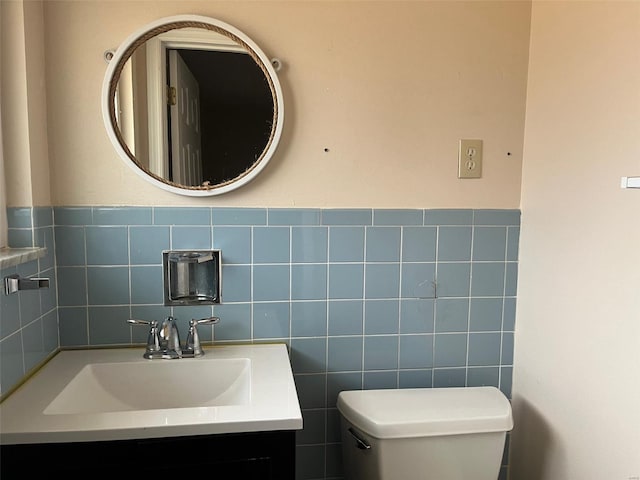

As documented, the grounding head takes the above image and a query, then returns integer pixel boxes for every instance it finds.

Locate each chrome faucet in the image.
[128,316,220,359]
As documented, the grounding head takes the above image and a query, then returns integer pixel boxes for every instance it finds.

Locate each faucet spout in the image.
[158,316,182,359]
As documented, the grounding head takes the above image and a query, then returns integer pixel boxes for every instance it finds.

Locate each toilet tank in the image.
[337,387,513,480]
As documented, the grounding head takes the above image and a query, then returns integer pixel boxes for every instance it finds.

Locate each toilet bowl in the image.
[337,386,513,480]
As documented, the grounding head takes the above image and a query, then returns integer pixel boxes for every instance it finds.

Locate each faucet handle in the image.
[183,317,220,357]
[127,319,162,359]
[192,316,220,326]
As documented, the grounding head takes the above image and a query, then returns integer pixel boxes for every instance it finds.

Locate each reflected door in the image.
[169,50,203,186]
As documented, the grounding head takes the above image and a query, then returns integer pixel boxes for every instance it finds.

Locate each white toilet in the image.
[337,386,513,480]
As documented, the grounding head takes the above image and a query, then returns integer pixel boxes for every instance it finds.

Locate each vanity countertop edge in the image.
[0,343,302,445]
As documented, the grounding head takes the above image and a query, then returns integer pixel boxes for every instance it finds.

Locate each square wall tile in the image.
[291,227,328,263]
[253,265,290,301]
[328,264,364,299]
[473,227,507,261]
[470,298,503,331]
[86,227,128,265]
[130,226,170,265]
[468,332,502,366]
[8,228,32,247]
[400,299,434,334]
[291,337,327,374]
[253,302,290,339]
[401,263,436,299]
[364,335,398,370]
[366,227,400,262]
[436,263,471,297]
[364,299,399,334]
[292,301,327,337]
[57,267,87,306]
[220,265,251,302]
[294,374,327,409]
[329,227,365,262]
[212,303,251,342]
[435,298,469,333]
[7,207,33,228]
[87,267,130,305]
[213,227,251,264]
[328,300,363,335]
[130,266,163,304]
[434,333,467,367]
[402,227,437,262]
[328,337,363,372]
[365,264,399,299]
[471,263,505,297]
[399,334,433,369]
[88,306,131,345]
[34,207,53,228]
[292,264,327,300]
[55,226,86,266]
[253,227,290,263]
[438,227,472,261]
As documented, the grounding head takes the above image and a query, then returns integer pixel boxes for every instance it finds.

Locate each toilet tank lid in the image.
[336,387,513,439]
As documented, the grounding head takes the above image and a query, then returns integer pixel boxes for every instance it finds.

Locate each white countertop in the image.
[0,344,302,445]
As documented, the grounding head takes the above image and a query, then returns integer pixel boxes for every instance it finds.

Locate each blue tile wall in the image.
[1,207,58,397]
[0,206,519,479]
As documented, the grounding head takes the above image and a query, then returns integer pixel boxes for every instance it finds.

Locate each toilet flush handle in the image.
[348,427,371,450]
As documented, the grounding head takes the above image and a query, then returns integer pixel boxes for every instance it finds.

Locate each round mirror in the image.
[101,15,284,196]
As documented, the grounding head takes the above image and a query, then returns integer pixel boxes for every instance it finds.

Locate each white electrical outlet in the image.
[458,139,483,179]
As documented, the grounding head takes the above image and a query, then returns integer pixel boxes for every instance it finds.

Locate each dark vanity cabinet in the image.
[1,430,295,478]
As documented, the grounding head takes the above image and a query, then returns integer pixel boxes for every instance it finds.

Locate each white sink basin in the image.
[44,358,251,414]
[0,344,302,444]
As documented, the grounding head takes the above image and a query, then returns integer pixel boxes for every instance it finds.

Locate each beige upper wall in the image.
[42,0,530,207]
[1,0,51,207]
[511,1,640,478]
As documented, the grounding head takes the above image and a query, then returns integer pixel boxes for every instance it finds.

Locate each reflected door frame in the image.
[145,29,246,180]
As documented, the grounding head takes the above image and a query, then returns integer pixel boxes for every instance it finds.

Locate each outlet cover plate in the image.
[458,139,483,179]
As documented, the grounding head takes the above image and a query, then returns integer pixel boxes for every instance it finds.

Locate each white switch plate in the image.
[458,139,483,179]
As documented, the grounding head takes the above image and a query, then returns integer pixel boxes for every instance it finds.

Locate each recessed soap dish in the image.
[163,250,221,306]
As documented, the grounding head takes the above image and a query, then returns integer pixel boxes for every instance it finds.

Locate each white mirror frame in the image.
[101,14,284,197]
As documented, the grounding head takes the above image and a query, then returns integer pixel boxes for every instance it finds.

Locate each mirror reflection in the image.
[107,21,281,192]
